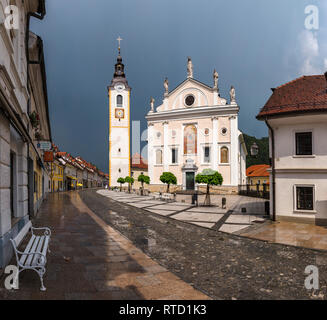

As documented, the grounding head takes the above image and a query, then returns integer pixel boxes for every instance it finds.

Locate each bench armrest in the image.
[13,248,47,266]
[31,227,51,237]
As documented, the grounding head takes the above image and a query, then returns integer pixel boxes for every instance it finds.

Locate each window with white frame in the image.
[203,146,210,163]
[295,186,314,211]
[295,132,312,155]
[171,148,178,164]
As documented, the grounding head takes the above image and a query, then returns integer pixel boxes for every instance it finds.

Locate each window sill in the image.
[293,210,317,214]
[169,164,179,166]
[219,163,230,166]
[292,155,315,158]
[201,163,211,166]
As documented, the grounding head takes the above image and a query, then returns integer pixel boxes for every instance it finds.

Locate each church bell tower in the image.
[108,37,131,186]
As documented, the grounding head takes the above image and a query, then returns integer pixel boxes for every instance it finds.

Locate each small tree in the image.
[125,176,134,193]
[117,177,125,192]
[195,169,223,206]
[138,174,150,195]
[160,172,177,193]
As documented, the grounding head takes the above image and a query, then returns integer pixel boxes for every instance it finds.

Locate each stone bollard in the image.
[222,197,226,209]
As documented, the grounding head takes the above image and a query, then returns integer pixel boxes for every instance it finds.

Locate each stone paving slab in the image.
[219,224,251,233]
[173,212,224,223]
[147,209,177,216]
[98,190,269,234]
[0,192,209,300]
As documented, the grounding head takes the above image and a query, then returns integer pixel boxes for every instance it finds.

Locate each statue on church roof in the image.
[164,78,169,96]
[213,69,219,89]
[187,57,193,78]
[230,86,236,104]
[150,97,155,112]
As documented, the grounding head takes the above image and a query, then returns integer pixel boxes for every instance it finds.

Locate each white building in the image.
[108,43,131,186]
[257,73,327,224]
[0,0,50,268]
[146,58,247,193]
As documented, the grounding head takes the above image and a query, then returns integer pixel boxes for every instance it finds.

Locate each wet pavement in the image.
[1,189,327,300]
[0,191,209,300]
[241,221,327,251]
[81,189,327,300]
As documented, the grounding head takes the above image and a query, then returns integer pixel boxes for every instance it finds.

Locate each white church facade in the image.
[146,58,247,193]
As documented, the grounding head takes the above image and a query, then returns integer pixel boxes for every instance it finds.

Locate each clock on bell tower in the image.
[108,38,131,186]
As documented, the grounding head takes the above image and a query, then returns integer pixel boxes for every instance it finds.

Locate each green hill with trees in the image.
[243,133,269,168]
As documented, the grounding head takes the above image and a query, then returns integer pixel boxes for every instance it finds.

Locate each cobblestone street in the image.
[1,189,327,300]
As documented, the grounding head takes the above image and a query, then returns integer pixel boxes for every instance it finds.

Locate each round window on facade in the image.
[204,128,209,135]
[185,95,195,107]
[221,127,228,135]
[157,132,161,138]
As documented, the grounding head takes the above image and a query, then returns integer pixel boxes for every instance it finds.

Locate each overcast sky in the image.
[31,0,327,172]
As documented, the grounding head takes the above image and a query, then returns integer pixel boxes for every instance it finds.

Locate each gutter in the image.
[265,119,276,221]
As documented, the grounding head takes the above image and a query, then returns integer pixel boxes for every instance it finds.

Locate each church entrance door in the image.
[186,172,195,190]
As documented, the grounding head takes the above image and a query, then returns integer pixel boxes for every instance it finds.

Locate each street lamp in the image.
[250,142,259,157]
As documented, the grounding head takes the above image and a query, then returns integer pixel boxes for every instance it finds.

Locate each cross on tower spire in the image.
[117,36,123,54]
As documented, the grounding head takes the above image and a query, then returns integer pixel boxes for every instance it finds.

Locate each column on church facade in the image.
[211,117,218,170]
[163,121,169,172]
[230,115,239,186]
[147,123,154,182]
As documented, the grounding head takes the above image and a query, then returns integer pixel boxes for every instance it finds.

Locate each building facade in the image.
[146,58,247,193]
[257,73,327,224]
[0,0,50,268]
[108,44,131,187]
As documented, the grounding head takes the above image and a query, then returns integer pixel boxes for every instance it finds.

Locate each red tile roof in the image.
[257,74,327,119]
[131,153,148,170]
[246,164,270,177]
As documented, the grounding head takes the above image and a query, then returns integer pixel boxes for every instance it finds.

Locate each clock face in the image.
[114,83,125,92]
[115,108,125,119]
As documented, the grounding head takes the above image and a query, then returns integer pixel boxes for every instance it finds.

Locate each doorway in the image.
[186,172,195,190]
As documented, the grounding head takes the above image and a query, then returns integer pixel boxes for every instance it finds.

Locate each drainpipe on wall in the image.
[265,119,276,221]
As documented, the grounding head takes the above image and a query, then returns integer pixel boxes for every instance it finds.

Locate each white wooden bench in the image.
[161,193,174,202]
[10,221,51,291]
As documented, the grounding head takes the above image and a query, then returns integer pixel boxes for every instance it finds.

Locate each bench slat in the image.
[14,221,32,248]
[32,236,45,266]
[19,234,36,266]
[25,236,40,266]
[41,236,50,258]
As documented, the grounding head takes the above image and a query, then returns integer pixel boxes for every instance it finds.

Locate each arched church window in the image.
[184,125,197,155]
[156,149,162,165]
[117,95,123,106]
[220,146,229,164]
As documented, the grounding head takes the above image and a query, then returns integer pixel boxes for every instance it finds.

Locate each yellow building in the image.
[246,164,270,191]
[50,159,65,192]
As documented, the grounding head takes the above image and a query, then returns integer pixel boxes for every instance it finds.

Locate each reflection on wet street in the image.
[80,189,327,300]
[0,191,209,300]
